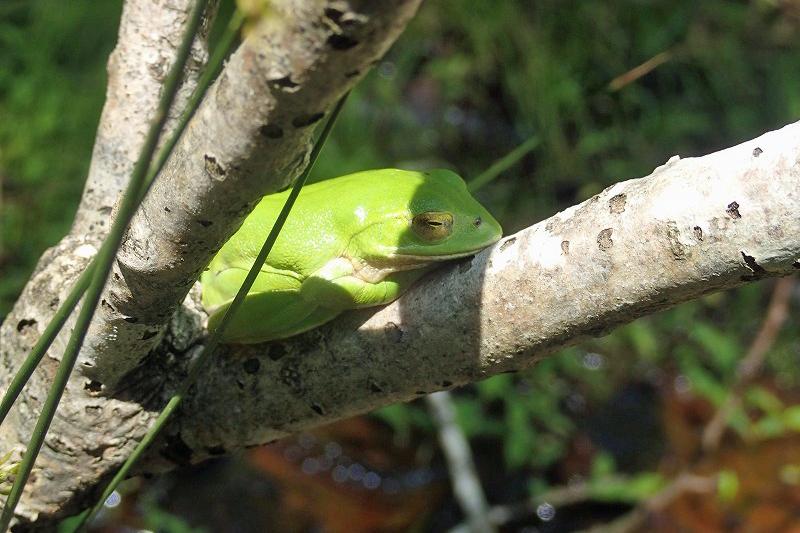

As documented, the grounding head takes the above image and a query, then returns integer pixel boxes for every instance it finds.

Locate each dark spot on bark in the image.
[693,226,703,241]
[311,403,324,415]
[666,221,686,260]
[161,432,193,467]
[141,329,158,341]
[324,6,344,23]
[123,316,138,323]
[767,225,784,238]
[370,382,383,393]
[236,379,245,390]
[499,237,516,251]
[561,240,570,255]
[385,322,403,343]
[204,154,226,179]
[196,220,212,228]
[726,201,741,219]
[270,75,298,89]
[345,69,360,78]
[416,391,427,395]
[793,260,800,269]
[259,124,284,139]
[268,344,287,361]
[328,33,359,50]
[752,147,763,157]
[597,228,613,251]
[207,446,226,456]
[101,299,115,312]
[280,364,303,393]
[243,357,261,374]
[292,112,324,128]
[164,206,171,212]
[16,318,37,332]
[741,251,766,274]
[49,297,59,309]
[113,273,121,281]
[84,380,103,393]
[441,381,453,387]
[501,369,519,374]
[609,193,626,214]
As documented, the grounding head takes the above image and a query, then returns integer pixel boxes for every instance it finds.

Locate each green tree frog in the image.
[201,168,502,343]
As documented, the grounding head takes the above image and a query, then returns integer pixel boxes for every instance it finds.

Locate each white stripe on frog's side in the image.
[345,246,489,284]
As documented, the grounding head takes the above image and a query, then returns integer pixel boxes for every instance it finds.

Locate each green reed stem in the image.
[0,1,210,530]
[468,134,539,192]
[73,93,350,532]
[0,5,244,435]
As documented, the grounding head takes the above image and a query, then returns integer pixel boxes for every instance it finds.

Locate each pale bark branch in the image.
[161,121,799,467]
[71,0,212,236]
[427,391,494,533]
[82,0,424,388]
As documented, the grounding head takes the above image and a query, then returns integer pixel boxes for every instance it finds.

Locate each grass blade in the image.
[0,0,244,437]
[467,135,539,192]
[72,93,350,532]
[0,1,210,529]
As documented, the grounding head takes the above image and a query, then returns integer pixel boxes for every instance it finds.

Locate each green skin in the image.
[201,168,503,343]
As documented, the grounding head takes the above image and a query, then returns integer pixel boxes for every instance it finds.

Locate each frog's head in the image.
[351,168,503,263]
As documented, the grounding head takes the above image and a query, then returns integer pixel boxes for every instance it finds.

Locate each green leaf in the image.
[717,470,739,503]
[690,323,740,374]
[782,405,800,432]
[589,472,665,503]
[504,401,536,468]
[745,386,784,415]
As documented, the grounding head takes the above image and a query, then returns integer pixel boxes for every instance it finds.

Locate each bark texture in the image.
[72,0,212,236]
[0,0,798,528]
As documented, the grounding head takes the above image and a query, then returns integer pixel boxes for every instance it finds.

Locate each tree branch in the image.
[71,0,213,235]
[158,121,799,467]
[78,0,424,388]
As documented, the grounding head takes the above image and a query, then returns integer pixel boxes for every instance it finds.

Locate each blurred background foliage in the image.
[2,0,799,531]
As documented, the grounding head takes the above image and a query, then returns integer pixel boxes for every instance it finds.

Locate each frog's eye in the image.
[411,212,454,242]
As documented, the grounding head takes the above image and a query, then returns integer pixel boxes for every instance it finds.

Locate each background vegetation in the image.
[1,0,798,531]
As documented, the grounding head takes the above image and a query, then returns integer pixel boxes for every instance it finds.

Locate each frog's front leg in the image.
[300,258,431,310]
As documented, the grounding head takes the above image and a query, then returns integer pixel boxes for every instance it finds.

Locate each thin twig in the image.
[427,391,495,533]
[608,50,675,92]
[584,472,715,533]
[702,277,796,452]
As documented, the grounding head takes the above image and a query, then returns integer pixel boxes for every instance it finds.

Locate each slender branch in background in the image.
[427,391,494,533]
[467,135,539,192]
[0,1,211,529]
[607,50,676,92]
[702,277,796,452]
[73,94,349,533]
[593,472,715,533]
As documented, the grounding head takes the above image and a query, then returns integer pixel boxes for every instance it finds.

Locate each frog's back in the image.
[206,168,464,279]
